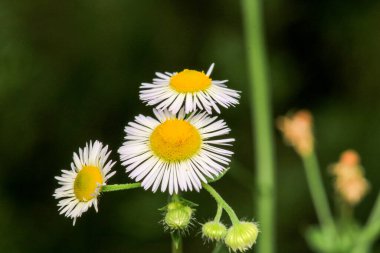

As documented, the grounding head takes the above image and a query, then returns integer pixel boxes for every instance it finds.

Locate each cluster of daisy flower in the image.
[54,63,259,252]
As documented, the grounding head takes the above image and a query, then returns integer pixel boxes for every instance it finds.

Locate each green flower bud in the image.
[202,221,227,241]
[164,202,193,230]
[167,202,183,211]
[224,221,259,252]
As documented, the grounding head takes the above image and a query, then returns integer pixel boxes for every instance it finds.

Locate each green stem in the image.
[214,204,223,222]
[241,1,276,253]
[101,183,141,192]
[171,232,183,253]
[170,194,183,253]
[367,191,380,225]
[172,194,180,202]
[302,153,334,229]
[202,183,240,225]
[212,242,224,253]
[352,191,380,252]
[336,196,353,230]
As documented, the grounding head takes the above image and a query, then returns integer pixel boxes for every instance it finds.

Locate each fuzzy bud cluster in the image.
[202,220,259,252]
[277,110,314,156]
[330,150,369,206]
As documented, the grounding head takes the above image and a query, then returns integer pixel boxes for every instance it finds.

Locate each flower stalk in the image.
[241,0,276,253]
[167,194,186,253]
[352,192,380,252]
[101,183,141,192]
[214,204,223,222]
[171,231,183,253]
[366,191,380,227]
[202,183,240,225]
[302,152,335,229]
[211,242,224,253]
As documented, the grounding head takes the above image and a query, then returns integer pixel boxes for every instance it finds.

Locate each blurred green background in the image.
[1,0,380,252]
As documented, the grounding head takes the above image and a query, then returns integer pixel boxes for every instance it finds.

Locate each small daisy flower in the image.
[53,141,116,225]
[118,109,234,194]
[139,63,240,114]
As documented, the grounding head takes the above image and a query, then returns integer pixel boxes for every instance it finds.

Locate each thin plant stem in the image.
[367,191,380,225]
[171,232,183,253]
[101,183,141,192]
[241,0,276,253]
[352,191,380,252]
[338,200,353,230]
[170,194,183,253]
[214,204,223,222]
[212,242,224,253]
[363,221,380,244]
[202,183,240,225]
[302,153,334,229]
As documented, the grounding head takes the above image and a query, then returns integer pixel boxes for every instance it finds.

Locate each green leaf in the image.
[178,196,198,207]
[207,168,230,183]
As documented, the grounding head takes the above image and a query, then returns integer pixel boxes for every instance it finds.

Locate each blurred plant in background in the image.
[330,150,369,207]
[278,110,380,253]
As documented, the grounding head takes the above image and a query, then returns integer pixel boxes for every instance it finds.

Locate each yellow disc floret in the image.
[74,166,103,201]
[150,119,202,161]
[170,69,212,93]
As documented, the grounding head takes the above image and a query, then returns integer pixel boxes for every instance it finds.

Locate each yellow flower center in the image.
[170,69,212,93]
[74,166,103,201]
[150,119,202,161]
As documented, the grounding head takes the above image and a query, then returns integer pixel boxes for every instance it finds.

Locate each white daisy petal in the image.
[161,167,170,192]
[118,110,234,194]
[206,63,215,76]
[53,140,116,225]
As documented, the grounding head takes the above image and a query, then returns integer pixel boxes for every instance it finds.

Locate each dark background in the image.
[1,0,380,252]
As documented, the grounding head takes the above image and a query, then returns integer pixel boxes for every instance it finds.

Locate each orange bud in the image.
[340,150,360,167]
[330,150,369,206]
[277,110,314,156]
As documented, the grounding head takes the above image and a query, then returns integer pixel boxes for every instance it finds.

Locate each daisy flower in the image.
[118,109,234,194]
[139,63,240,114]
[54,141,116,225]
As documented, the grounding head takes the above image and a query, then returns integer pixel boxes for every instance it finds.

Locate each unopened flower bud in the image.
[202,221,227,241]
[164,202,193,230]
[224,221,259,252]
[277,110,314,156]
[340,150,360,167]
[330,150,369,206]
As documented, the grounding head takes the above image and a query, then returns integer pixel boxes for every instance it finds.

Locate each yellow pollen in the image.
[150,119,202,161]
[170,69,212,93]
[74,166,103,201]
